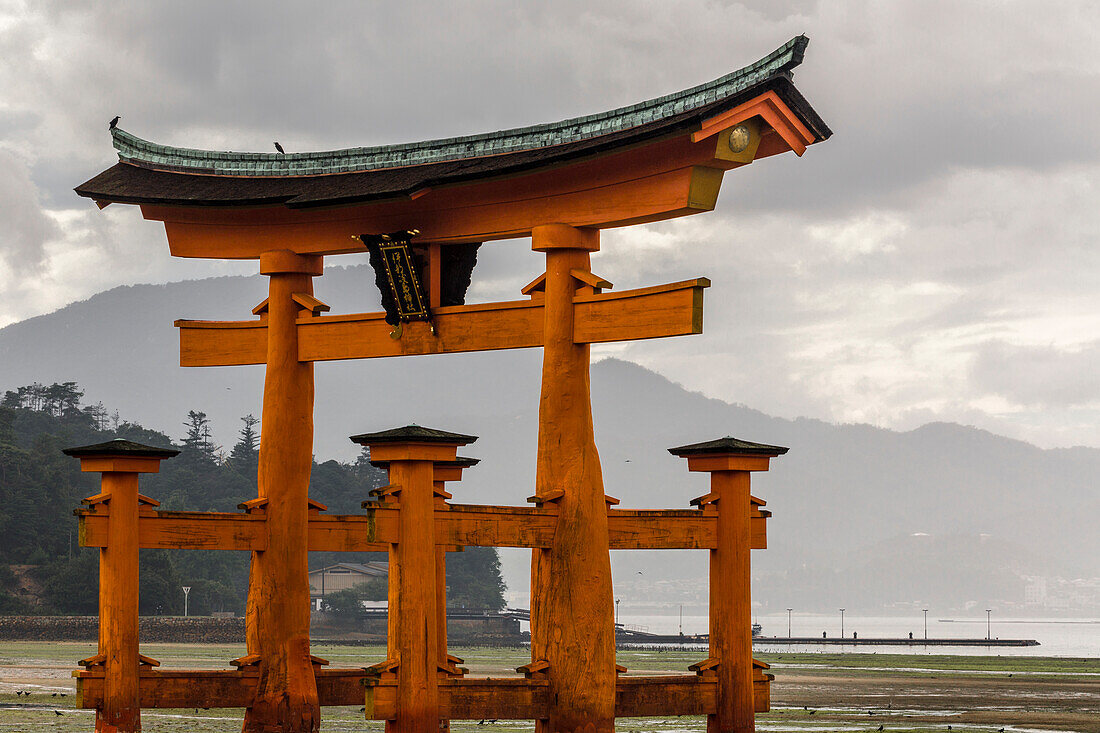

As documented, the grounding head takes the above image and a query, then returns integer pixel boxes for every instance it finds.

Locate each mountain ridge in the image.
[2,269,1096,612]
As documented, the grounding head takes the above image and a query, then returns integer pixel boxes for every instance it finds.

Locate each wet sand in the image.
[769,665,1099,733]
[0,643,1095,732]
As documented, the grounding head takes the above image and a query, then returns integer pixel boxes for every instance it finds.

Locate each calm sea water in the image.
[616,613,1100,657]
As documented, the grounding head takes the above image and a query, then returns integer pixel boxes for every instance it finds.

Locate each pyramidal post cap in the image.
[62,438,180,459]
[668,436,789,457]
[349,425,478,447]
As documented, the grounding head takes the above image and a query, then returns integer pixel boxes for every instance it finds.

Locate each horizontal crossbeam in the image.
[75,670,770,717]
[79,503,766,551]
[78,502,766,551]
[176,279,708,367]
[78,510,267,551]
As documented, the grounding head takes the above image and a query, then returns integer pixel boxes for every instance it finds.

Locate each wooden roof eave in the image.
[88,37,815,180]
[86,73,823,208]
[80,81,826,259]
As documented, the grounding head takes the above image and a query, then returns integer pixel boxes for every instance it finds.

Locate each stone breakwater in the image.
[0,615,245,643]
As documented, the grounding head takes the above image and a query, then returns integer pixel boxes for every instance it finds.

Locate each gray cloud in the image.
[0,152,58,275]
[0,0,1098,447]
[971,340,1100,408]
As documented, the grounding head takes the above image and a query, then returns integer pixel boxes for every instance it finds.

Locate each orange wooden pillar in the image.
[63,439,178,733]
[671,437,786,733]
[530,223,615,733]
[433,457,477,733]
[351,426,476,733]
[244,250,324,733]
[432,457,478,679]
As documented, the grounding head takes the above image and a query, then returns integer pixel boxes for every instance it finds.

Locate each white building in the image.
[309,562,388,609]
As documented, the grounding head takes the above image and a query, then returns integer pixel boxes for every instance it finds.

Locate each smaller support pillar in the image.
[63,439,178,733]
[670,436,787,733]
[429,457,479,681]
[350,426,477,733]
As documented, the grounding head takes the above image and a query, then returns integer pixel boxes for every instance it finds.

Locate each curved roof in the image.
[76,36,829,209]
[111,37,809,178]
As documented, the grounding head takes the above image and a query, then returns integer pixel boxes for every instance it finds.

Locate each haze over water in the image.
[618,613,1100,657]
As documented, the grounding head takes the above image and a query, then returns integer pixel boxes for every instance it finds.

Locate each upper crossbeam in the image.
[176,279,708,367]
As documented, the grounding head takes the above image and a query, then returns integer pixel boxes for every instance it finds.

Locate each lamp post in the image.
[182,586,191,618]
[839,608,845,639]
[615,598,620,628]
[922,609,928,641]
[986,609,992,640]
[787,608,793,639]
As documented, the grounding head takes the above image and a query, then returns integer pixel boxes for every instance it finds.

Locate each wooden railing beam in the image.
[76,670,772,718]
[77,503,767,551]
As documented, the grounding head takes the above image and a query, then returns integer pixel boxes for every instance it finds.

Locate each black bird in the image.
[109,115,120,130]
[54,710,63,716]
[274,142,285,154]
[878,726,884,731]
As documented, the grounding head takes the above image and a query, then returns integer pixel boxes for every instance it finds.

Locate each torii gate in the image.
[72,36,829,733]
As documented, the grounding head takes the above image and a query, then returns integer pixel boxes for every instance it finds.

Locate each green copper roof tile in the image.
[108,36,809,178]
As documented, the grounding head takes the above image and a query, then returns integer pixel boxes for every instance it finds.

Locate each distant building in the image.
[309,562,387,607]
[1023,576,1047,606]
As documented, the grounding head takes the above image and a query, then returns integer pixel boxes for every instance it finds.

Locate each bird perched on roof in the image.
[109,115,120,130]
[274,142,285,154]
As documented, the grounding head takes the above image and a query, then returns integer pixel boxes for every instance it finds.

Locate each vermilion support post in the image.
[244,249,324,733]
[351,426,477,733]
[63,439,178,733]
[430,458,478,679]
[670,437,787,733]
[432,457,477,733]
[530,223,615,733]
[362,452,479,727]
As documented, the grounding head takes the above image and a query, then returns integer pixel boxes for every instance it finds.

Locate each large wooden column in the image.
[671,438,786,733]
[351,427,476,733]
[530,224,615,733]
[63,439,177,733]
[244,250,324,733]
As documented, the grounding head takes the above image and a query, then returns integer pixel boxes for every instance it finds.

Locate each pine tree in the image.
[181,410,217,463]
[230,415,259,464]
[227,414,260,493]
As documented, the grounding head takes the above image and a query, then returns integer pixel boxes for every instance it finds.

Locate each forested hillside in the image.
[0,382,506,615]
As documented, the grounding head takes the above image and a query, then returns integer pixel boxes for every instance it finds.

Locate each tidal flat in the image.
[0,642,1096,732]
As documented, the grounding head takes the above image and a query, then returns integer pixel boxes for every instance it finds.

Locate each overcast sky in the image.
[1,1,1098,449]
